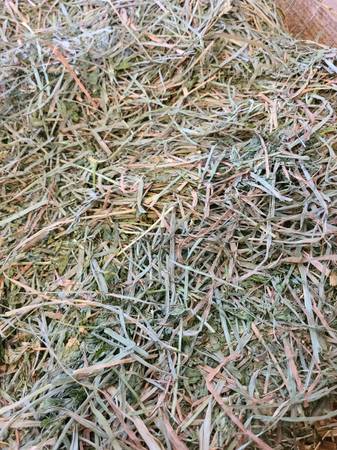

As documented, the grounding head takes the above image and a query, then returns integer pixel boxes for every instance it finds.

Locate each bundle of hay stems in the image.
[1,0,337,449]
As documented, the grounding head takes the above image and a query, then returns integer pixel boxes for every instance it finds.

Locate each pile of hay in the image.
[1,1,337,448]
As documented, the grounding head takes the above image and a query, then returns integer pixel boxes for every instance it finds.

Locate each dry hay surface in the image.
[1,1,337,449]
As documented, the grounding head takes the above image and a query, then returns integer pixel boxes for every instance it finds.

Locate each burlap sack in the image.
[276,0,337,46]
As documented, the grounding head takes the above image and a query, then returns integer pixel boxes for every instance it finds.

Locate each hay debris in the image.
[1,1,337,449]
